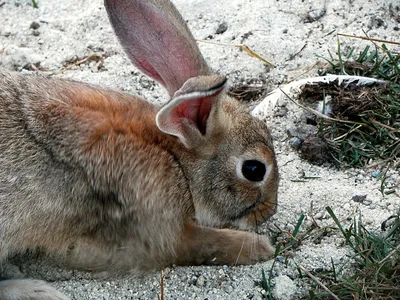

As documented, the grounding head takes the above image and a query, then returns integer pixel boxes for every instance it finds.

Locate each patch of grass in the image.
[320,44,400,84]
[259,37,400,300]
[262,207,400,299]
[259,214,306,298]
[31,0,38,8]
[312,207,400,299]
[315,43,400,168]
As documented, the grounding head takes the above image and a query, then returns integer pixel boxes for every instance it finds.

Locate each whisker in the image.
[235,232,247,266]
[252,227,258,263]
[253,211,259,262]
[254,211,260,234]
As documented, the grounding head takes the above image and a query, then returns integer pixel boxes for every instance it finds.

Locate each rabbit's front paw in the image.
[225,230,275,265]
[177,223,274,266]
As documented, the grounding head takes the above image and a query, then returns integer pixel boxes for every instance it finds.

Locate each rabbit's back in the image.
[0,70,192,267]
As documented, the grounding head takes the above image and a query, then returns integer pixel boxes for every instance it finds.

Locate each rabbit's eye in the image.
[242,160,266,182]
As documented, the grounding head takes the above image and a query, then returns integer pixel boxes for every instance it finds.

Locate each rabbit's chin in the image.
[194,208,225,228]
[232,204,277,230]
[194,202,276,230]
[233,217,257,230]
[194,208,257,230]
[194,215,259,231]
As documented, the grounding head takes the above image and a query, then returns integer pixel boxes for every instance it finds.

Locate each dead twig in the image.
[61,53,104,71]
[279,88,362,125]
[337,33,400,46]
[158,269,165,300]
[369,118,399,132]
[197,39,275,67]
[298,264,340,300]
[378,243,400,266]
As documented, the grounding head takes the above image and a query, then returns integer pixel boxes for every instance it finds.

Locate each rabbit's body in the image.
[0,0,279,299]
[0,71,188,270]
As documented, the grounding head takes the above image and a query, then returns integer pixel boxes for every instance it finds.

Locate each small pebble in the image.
[196,275,205,287]
[288,137,302,150]
[356,174,365,182]
[30,21,40,29]
[351,195,367,203]
[372,171,381,178]
[189,276,197,285]
[223,285,234,294]
[276,256,285,263]
[286,223,295,232]
[216,22,228,34]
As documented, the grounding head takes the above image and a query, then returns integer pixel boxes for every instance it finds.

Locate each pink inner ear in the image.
[173,95,214,135]
[137,59,166,87]
[106,0,210,97]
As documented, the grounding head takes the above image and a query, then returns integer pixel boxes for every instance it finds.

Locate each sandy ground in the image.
[1,0,400,299]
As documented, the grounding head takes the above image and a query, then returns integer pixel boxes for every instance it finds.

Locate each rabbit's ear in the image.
[156,75,227,149]
[104,0,210,96]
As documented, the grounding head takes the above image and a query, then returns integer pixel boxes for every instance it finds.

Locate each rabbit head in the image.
[105,0,279,230]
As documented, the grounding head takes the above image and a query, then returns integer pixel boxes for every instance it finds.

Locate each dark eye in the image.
[242,160,266,182]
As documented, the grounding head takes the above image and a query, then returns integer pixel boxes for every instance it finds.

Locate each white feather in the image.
[251,75,387,118]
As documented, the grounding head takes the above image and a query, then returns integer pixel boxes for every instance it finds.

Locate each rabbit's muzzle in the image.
[232,192,278,229]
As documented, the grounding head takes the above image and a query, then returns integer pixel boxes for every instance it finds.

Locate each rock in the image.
[196,275,205,287]
[223,284,234,294]
[286,223,295,232]
[216,22,228,34]
[288,137,302,150]
[30,21,40,29]
[304,8,326,23]
[352,195,367,203]
[272,275,298,300]
[300,136,330,165]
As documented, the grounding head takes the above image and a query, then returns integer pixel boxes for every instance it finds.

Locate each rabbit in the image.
[0,0,279,299]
